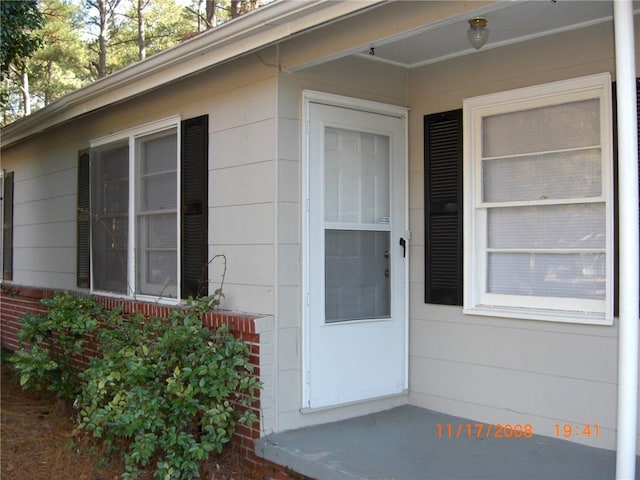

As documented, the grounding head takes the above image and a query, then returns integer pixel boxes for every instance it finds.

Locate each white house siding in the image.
[3,129,86,288]
[407,20,640,451]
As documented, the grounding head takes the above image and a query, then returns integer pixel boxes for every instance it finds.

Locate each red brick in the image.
[0,283,291,474]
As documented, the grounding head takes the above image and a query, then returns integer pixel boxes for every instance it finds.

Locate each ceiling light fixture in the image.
[467,17,489,50]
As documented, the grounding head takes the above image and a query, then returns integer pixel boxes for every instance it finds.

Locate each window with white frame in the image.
[90,118,179,299]
[463,73,613,324]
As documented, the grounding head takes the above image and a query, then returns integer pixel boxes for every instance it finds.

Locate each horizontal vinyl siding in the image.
[207,75,278,315]
[14,222,76,248]
[13,247,75,274]
[211,119,276,169]
[410,357,617,428]
[208,244,275,287]
[209,161,275,207]
[210,204,274,245]
[408,20,637,451]
[13,195,76,226]
[3,145,78,290]
[410,319,617,385]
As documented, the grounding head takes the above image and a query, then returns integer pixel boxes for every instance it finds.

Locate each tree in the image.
[229,0,257,19]
[187,0,263,30]
[29,0,91,108]
[0,0,44,79]
[111,0,198,71]
[135,0,147,60]
[85,0,121,78]
[0,0,44,118]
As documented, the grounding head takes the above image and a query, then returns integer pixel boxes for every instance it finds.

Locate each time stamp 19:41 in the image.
[436,423,600,439]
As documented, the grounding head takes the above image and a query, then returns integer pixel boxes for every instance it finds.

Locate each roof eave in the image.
[1,0,384,148]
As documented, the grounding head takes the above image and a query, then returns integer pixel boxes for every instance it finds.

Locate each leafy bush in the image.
[77,295,261,480]
[11,292,108,400]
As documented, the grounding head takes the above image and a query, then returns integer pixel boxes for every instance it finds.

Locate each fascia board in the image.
[1,0,383,148]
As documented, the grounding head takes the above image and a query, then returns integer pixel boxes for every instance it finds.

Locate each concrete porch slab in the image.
[255,406,639,480]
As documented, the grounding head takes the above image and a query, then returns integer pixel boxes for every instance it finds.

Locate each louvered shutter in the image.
[77,150,91,288]
[2,171,14,281]
[181,115,209,299]
[613,78,640,315]
[424,110,463,305]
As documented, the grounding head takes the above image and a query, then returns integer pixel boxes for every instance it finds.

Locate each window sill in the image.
[89,289,182,307]
[463,305,613,326]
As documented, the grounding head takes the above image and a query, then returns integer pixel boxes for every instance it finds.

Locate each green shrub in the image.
[77,295,261,480]
[11,292,108,400]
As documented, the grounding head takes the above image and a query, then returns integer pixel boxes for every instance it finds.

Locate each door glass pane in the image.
[325,230,390,322]
[324,127,390,224]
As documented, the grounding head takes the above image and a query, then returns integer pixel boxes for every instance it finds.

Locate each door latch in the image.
[399,237,407,258]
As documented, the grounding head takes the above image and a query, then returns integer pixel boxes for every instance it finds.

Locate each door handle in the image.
[399,237,406,258]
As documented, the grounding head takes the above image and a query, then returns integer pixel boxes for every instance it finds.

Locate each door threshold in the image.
[300,390,408,414]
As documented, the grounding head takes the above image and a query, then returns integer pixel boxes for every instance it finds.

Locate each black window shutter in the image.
[424,109,463,305]
[612,78,640,316]
[181,115,209,299]
[2,171,14,281]
[77,150,91,288]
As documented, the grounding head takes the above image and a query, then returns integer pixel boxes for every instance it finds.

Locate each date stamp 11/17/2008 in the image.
[436,423,601,440]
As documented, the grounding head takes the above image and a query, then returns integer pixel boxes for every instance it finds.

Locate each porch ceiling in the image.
[356,0,637,69]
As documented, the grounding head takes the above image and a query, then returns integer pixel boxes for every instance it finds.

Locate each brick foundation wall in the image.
[0,283,300,478]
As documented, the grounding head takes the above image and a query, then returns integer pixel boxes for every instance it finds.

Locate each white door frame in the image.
[301,90,410,409]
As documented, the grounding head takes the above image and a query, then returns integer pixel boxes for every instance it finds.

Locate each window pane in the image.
[146,252,177,287]
[488,204,605,249]
[140,134,176,174]
[488,252,605,300]
[140,248,177,297]
[482,99,600,157]
[324,128,390,224]
[138,130,177,211]
[136,131,177,297]
[146,213,177,249]
[482,149,601,202]
[91,142,129,293]
[92,143,129,215]
[142,173,176,211]
[325,230,390,322]
[137,213,177,297]
[138,212,177,297]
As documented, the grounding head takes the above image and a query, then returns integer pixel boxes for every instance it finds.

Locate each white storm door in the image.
[303,96,408,409]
